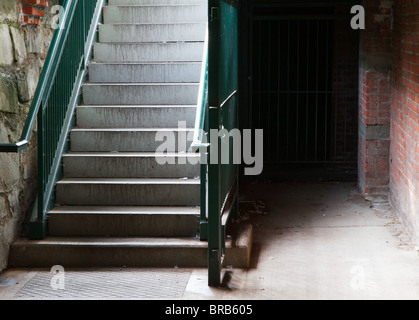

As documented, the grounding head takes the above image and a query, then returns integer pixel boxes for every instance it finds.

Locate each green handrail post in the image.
[208,107,222,286]
[206,0,239,286]
[208,0,222,287]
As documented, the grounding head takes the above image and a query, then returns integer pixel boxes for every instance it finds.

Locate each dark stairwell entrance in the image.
[240,2,359,181]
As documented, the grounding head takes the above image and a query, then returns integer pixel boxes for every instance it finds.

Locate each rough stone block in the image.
[17,64,39,103]
[0,76,19,113]
[26,65,39,100]
[0,196,7,220]
[10,26,27,65]
[24,28,43,54]
[7,190,20,218]
[24,27,50,55]
[0,153,20,193]
[0,0,17,22]
[0,24,14,65]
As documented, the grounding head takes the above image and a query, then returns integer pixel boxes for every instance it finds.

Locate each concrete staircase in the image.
[9,0,252,269]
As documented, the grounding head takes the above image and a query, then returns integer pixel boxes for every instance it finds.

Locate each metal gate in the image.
[242,3,359,177]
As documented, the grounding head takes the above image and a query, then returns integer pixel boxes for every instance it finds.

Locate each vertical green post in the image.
[30,108,47,239]
[208,107,221,286]
[208,0,222,287]
[199,151,208,241]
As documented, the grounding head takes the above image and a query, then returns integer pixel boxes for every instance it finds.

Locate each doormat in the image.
[14,269,192,300]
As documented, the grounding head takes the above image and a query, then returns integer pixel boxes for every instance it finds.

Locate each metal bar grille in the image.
[249,12,358,166]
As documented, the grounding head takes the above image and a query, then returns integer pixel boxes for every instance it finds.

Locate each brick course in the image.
[18,0,49,26]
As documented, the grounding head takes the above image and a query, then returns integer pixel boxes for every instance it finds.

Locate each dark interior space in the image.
[240,2,359,181]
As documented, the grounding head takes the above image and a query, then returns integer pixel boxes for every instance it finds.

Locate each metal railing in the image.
[191,26,210,242]
[0,0,105,239]
[193,0,239,287]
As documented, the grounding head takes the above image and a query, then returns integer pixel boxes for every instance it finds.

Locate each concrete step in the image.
[82,83,199,105]
[103,5,207,24]
[48,206,200,237]
[55,178,200,206]
[70,128,194,152]
[63,152,200,178]
[109,0,206,6]
[93,42,205,63]
[98,23,206,43]
[9,224,253,268]
[76,105,196,128]
[88,62,201,83]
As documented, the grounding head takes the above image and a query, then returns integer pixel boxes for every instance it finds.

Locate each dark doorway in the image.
[240,2,359,181]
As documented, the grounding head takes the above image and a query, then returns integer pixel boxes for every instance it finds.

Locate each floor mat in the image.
[14,269,192,300]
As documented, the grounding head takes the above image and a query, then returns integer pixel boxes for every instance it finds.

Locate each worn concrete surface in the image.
[2,182,419,300]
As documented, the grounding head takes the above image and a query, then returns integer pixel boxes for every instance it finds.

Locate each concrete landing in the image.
[2,182,419,300]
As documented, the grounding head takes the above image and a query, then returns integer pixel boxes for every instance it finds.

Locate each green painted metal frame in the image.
[208,0,239,286]
[192,0,239,286]
[32,0,106,239]
[0,0,106,239]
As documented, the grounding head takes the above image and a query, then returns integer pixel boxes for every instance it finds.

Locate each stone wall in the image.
[0,0,57,271]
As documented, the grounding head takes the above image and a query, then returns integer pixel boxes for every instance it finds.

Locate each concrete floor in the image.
[2,181,419,300]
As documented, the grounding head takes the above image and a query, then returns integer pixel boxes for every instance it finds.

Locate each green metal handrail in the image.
[0,1,72,153]
[192,26,209,151]
[195,0,239,286]
[33,0,105,239]
[191,26,209,242]
[0,0,106,239]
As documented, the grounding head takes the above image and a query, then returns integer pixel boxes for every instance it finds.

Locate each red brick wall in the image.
[331,13,359,162]
[18,0,50,26]
[358,0,393,196]
[390,0,419,243]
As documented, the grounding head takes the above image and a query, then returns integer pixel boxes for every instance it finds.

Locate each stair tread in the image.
[12,237,206,247]
[89,62,201,65]
[100,22,206,25]
[13,224,252,248]
[63,152,200,157]
[77,104,197,108]
[71,128,194,131]
[95,41,204,44]
[105,4,207,6]
[49,206,200,215]
[57,178,200,184]
[83,82,199,85]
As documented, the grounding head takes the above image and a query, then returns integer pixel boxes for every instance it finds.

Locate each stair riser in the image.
[9,246,208,268]
[93,42,205,63]
[48,214,200,237]
[82,84,199,105]
[63,156,200,178]
[76,106,196,128]
[56,183,200,206]
[89,63,201,83]
[9,224,253,269]
[104,5,207,24]
[70,130,194,152]
[99,24,206,43]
